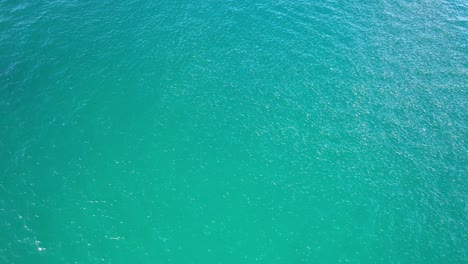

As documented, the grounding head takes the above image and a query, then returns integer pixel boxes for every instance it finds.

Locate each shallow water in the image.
[1,0,467,263]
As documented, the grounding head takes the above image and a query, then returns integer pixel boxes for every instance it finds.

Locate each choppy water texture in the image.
[1,0,467,263]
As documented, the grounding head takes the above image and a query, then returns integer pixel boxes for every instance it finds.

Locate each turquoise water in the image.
[1,0,467,263]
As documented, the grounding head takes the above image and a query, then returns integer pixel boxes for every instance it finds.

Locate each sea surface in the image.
[1,0,467,263]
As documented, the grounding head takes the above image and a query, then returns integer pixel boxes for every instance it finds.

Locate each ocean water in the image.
[1,0,467,263]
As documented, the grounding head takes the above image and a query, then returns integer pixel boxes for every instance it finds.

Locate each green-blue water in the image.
[1,0,467,263]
